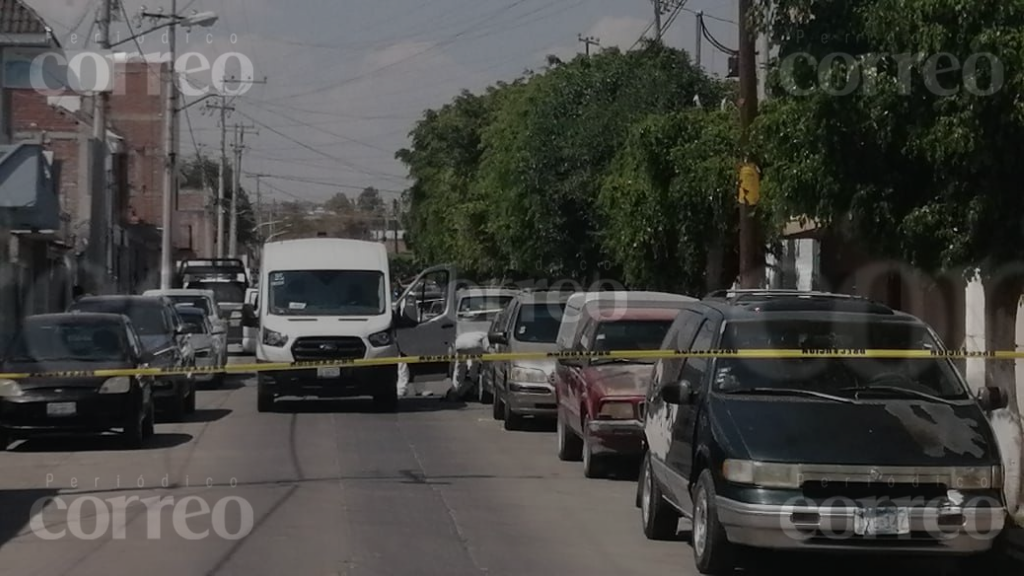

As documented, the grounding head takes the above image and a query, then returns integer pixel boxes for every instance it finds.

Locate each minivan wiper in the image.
[838,385,954,405]
[721,387,857,404]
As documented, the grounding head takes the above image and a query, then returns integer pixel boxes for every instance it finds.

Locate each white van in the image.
[242,238,456,412]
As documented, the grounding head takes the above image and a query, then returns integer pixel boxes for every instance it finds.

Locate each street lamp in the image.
[137,3,218,289]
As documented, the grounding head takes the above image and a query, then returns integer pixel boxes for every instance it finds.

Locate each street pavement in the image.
[0,359,1009,576]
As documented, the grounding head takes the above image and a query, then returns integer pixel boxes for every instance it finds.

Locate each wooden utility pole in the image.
[652,0,663,41]
[577,34,600,56]
[204,96,234,257]
[737,0,762,288]
[230,123,258,256]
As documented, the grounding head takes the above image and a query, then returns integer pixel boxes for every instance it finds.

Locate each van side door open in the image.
[395,264,457,377]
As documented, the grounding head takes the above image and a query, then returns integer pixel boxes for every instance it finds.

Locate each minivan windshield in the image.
[7,319,129,362]
[715,319,968,399]
[513,303,567,343]
[268,270,385,316]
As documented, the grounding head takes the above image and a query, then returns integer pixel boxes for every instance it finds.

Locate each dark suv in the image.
[637,290,1008,574]
[68,296,197,420]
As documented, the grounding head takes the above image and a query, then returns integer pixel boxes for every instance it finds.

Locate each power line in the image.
[235,110,407,184]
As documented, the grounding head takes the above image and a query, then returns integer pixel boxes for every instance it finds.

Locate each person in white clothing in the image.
[445,331,488,400]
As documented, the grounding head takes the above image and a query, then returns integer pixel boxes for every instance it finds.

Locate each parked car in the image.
[483,290,570,430]
[555,307,679,478]
[638,289,1008,574]
[143,288,226,333]
[0,313,156,449]
[68,295,196,419]
[176,306,224,387]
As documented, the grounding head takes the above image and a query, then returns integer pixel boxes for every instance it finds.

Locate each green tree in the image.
[600,109,740,294]
[178,154,257,249]
[325,192,353,214]
[356,187,384,215]
[751,0,1024,518]
[474,43,725,281]
[397,82,525,277]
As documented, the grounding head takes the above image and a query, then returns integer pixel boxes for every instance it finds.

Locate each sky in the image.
[25,0,740,207]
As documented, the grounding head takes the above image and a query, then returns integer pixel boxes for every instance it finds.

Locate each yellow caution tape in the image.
[0,348,1013,380]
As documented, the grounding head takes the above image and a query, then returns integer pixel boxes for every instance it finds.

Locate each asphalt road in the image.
[0,360,1006,576]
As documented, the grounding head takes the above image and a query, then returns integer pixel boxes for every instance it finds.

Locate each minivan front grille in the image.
[291,337,367,361]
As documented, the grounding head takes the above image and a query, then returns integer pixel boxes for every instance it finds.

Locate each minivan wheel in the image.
[556,414,582,461]
[693,469,735,574]
[503,399,523,431]
[640,452,679,540]
[492,394,505,420]
[257,384,275,413]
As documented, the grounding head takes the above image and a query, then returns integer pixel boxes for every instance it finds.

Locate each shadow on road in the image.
[0,488,60,548]
[181,408,232,423]
[9,432,193,453]
[271,396,471,414]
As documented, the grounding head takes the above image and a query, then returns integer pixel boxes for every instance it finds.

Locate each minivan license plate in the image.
[317,367,341,379]
[854,507,910,536]
[46,402,76,417]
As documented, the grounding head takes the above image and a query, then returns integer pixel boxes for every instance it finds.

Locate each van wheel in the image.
[257,384,275,413]
[640,452,679,540]
[556,414,582,461]
[184,382,196,414]
[693,469,735,574]
[373,385,399,413]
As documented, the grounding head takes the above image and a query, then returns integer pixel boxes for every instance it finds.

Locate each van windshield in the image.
[268,270,385,316]
[715,319,968,399]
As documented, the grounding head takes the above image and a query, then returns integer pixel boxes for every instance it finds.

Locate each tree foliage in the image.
[179,154,257,249]
[399,44,733,287]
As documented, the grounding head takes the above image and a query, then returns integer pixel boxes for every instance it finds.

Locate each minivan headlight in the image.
[510,366,547,383]
[262,329,288,347]
[0,379,23,398]
[98,376,131,394]
[368,330,392,347]
[722,459,801,488]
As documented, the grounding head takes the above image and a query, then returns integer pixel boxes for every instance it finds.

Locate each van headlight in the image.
[722,459,801,488]
[368,330,392,347]
[98,377,132,394]
[262,329,288,347]
[0,379,23,397]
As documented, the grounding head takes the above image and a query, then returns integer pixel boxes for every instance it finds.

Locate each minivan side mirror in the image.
[488,331,508,346]
[978,386,1009,411]
[661,379,694,404]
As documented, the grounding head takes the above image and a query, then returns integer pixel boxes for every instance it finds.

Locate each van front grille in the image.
[291,337,367,361]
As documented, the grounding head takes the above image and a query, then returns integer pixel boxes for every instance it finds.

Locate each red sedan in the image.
[554,307,676,478]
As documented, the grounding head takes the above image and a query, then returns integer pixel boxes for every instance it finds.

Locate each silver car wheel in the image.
[641,461,652,524]
[693,487,708,557]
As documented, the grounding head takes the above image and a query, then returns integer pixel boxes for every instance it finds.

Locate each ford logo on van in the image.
[319,344,337,352]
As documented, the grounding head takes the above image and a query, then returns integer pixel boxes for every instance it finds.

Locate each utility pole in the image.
[87,0,113,292]
[737,0,762,288]
[577,34,600,56]
[229,123,258,256]
[652,0,663,42]
[158,0,179,289]
[391,199,400,254]
[695,10,703,69]
[204,96,233,257]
